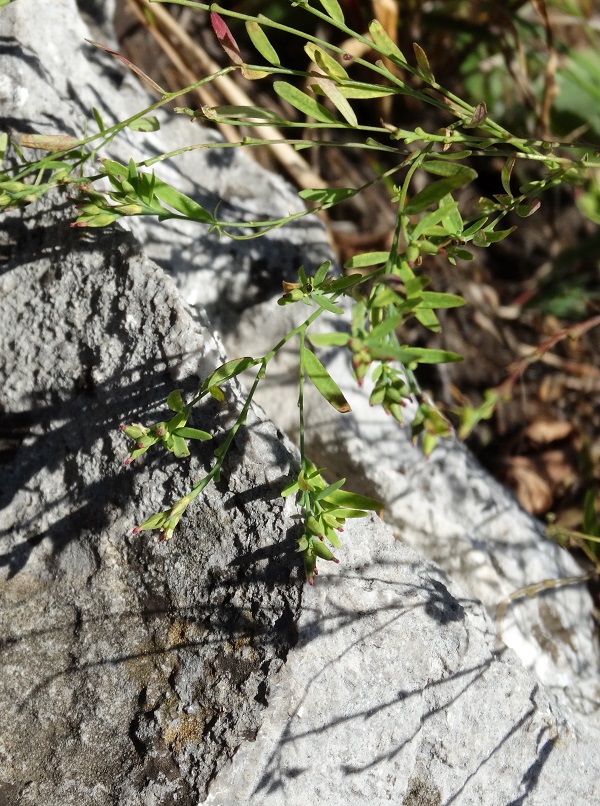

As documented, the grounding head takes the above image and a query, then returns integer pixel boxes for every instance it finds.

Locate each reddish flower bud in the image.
[132,526,140,535]
[124,458,132,465]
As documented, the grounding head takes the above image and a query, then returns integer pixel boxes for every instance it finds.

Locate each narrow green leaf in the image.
[367,313,404,342]
[299,187,356,204]
[310,291,344,315]
[315,478,347,501]
[418,292,465,309]
[209,385,226,402]
[472,226,516,246]
[152,176,214,223]
[411,208,449,241]
[318,0,344,23]
[336,83,396,100]
[314,260,331,285]
[209,105,285,124]
[166,389,184,412]
[305,43,349,81]
[170,435,190,458]
[310,76,358,126]
[303,349,351,413]
[404,167,477,214]
[127,116,160,132]
[413,43,435,83]
[415,308,441,332]
[326,273,365,292]
[501,154,516,196]
[516,199,541,217]
[307,332,351,347]
[461,217,488,239]
[404,346,464,363]
[325,490,383,511]
[137,511,169,531]
[344,251,389,268]
[422,160,469,177]
[92,107,105,133]
[369,19,406,62]
[246,20,280,65]
[281,479,300,497]
[274,81,338,123]
[324,528,342,548]
[201,357,259,391]
[172,427,212,441]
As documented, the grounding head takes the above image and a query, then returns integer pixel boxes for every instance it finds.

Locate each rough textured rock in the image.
[0,203,302,804]
[2,1,600,804]
[1,0,330,322]
[224,300,600,724]
[207,516,600,805]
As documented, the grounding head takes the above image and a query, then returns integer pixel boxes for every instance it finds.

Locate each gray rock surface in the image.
[2,1,600,804]
[0,202,302,804]
[207,515,600,805]
[222,295,600,724]
[1,0,330,322]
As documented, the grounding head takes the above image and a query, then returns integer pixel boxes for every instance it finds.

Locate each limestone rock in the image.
[224,301,600,725]
[207,515,600,805]
[0,204,302,804]
[2,1,600,805]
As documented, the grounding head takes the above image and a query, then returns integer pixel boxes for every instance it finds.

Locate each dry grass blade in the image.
[495,569,596,644]
[86,38,166,94]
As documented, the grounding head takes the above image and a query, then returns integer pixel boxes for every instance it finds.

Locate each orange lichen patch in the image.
[163,711,211,751]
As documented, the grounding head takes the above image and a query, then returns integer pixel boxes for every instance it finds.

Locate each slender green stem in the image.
[298,328,307,465]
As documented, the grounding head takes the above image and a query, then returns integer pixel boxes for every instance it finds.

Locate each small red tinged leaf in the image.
[210,12,243,65]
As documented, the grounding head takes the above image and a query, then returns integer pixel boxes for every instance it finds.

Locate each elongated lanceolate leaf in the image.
[246,21,280,65]
[315,478,347,501]
[311,291,344,315]
[418,291,465,309]
[151,176,214,223]
[303,349,351,412]
[325,490,383,511]
[309,76,358,126]
[299,187,356,204]
[172,427,212,441]
[274,81,338,123]
[369,19,406,62]
[305,43,349,82]
[344,251,389,269]
[211,12,243,65]
[127,116,160,132]
[422,159,471,177]
[308,332,350,347]
[370,344,462,364]
[318,0,344,23]
[413,43,435,83]
[501,154,516,196]
[404,167,477,215]
[201,357,259,391]
[210,105,286,123]
[336,84,397,100]
[313,260,331,286]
